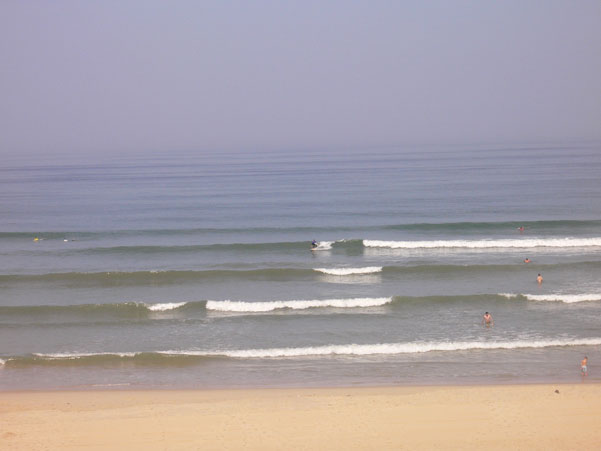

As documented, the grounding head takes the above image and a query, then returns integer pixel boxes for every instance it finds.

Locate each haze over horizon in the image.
[1,0,600,158]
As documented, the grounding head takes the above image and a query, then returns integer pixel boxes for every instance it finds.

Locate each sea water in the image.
[1,143,601,389]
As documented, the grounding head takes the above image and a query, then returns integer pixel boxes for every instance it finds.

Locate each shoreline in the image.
[2,383,600,450]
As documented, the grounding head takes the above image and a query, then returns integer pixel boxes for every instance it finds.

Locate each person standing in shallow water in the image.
[482,312,494,327]
[581,356,588,377]
[537,273,543,284]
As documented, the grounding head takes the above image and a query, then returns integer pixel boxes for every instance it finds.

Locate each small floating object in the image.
[33,237,39,241]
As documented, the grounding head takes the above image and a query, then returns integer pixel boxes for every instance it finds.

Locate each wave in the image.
[516,293,601,304]
[3,220,600,240]
[0,268,316,285]
[3,261,601,286]
[0,301,198,318]
[382,220,601,234]
[206,297,392,312]
[314,267,383,275]
[201,338,601,358]
[3,337,600,367]
[364,237,601,249]
[0,296,395,322]
[3,292,600,322]
[145,302,188,311]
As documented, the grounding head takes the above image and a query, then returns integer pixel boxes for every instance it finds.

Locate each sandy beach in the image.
[2,384,600,450]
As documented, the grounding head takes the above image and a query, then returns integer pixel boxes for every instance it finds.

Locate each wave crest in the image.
[145,302,188,311]
[206,297,392,312]
[314,267,382,275]
[523,293,601,303]
[363,237,601,249]
[209,338,601,358]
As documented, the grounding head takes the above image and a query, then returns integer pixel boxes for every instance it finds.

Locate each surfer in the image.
[482,312,494,327]
[311,240,318,249]
[537,273,543,284]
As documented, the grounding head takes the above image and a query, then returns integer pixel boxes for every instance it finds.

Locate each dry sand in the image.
[2,384,600,450]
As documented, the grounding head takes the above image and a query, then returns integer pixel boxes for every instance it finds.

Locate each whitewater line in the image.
[206,297,392,312]
[314,267,382,275]
[364,237,601,249]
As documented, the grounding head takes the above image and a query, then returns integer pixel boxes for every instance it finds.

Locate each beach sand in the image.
[2,384,600,450]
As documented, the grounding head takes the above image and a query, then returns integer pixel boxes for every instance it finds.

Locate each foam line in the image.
[363,237,601,249]
[206,297,392,312]
[314,267,382,275]
[145,302,188,311]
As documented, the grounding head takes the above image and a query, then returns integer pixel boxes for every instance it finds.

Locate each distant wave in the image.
[3,220,600,240]
[382,219,601,232]
[0,268,314,285]
[206,297,392,312]
[3,261,601,286]
[502,293,601,304]
[364,237,601,249]
[4,337,601,367]
[314,267,382,275]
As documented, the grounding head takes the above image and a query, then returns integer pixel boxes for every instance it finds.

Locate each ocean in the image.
[1,143,601,390]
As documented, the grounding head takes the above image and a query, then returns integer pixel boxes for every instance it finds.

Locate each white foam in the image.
[33,352,138,359]
[165,338,601,358]
[0,358,5,366]
[145,302,187,311]
[312,241,334,250]
[206,297,392,312]
[23,337,601,362]
[523,293,601,303]
[363,237,601,249]
[314,267,382,275]
[499,293,519,299]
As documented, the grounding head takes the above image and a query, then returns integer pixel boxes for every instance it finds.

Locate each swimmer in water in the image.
[482,312,494,327]
[524,258,531,263]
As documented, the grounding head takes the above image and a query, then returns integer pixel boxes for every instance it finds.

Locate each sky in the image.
[1,0,600,157]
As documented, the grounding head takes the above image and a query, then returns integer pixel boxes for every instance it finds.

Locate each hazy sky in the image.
[1,0,600,156]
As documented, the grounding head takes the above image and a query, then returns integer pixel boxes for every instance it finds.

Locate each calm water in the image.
[1,143,601,390]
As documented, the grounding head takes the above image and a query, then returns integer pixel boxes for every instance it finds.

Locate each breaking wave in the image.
[3,337,601,367]
[363,237,601,249]
[206,297,392,312]
[523,293,601,303]
[314,267,383,275]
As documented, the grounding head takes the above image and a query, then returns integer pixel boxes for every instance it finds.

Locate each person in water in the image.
[311,240,318,248]
[581,356,588,376]
[524,258,531,263]
[482,312,494,327]
[537,273,543,284]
